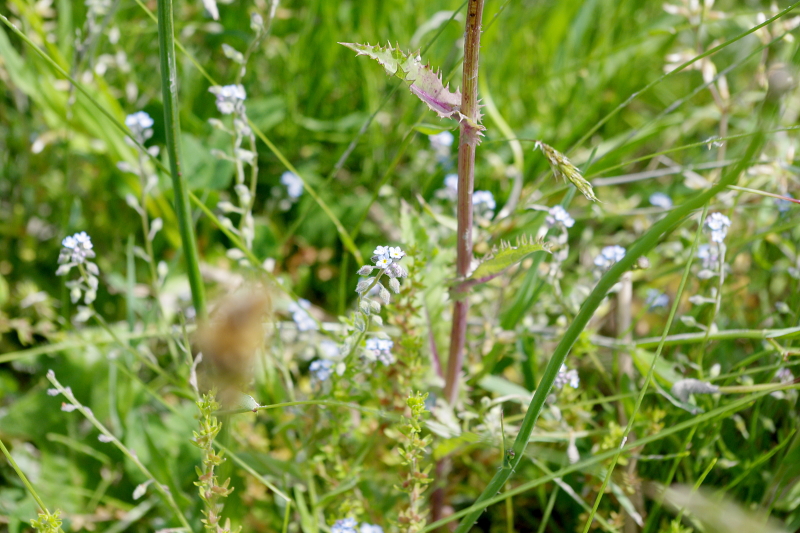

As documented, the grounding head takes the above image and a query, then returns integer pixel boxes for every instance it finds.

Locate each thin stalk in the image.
[444,0,485,407]
[448,129,765,533]
[436,1,485,525]
[157,0,206,319]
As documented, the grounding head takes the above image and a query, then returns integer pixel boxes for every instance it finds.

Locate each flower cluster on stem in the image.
[56,232,99,321]
[118,111,166,297]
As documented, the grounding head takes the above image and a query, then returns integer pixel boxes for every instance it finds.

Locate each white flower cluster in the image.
[209,84,246,115]
[56,232,100,311]
[697,244,721,272]
[593,245,626,271]
[704,212,731,244]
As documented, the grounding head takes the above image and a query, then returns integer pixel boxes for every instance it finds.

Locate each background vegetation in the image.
[1,0,799,532]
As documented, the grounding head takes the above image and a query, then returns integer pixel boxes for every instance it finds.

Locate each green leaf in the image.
[468,239,550,283]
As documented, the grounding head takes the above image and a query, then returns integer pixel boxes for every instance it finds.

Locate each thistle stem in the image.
[444,0,484,407]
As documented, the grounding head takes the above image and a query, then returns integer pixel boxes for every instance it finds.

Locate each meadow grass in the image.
[1,0,800,532]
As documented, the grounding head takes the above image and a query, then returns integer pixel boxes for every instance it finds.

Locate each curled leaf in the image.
[340,42,485,143]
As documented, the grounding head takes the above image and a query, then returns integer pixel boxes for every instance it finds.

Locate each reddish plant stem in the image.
[443,0,484,407]
[433,0,485,527]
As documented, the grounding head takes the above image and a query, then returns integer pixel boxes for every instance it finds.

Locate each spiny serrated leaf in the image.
[340,42,485,141]
[535,141,599,203]
[468,239,550,282]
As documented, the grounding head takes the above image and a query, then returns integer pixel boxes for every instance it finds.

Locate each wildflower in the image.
[61,403,79,412]
[98,434,114,443]
[280,171,304,199]
[56,232,100,309]
[473,190,496,212]
[209,84,246,115]
[366,338,395,366]
[309,359,334,381]
[554,364,580,389]
[319,339,339,358]
[594,245,626,270]
[429,131,454,150]
[649,192,673,209]
[57,232,95,268]
[545,205,575,229]
[360,524,384,533]
[697,244,720,271]
[332,518,358,533]
[645,289,669,309]
[703,212,731,244]
[387,248,404,262]
[288,299,318,332]
[369,245,407,274]
[776,367,794,384]
[444,174,458,192]
[125,111,154,142]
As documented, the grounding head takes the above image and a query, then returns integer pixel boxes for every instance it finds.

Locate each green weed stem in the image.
[157,0,206,319]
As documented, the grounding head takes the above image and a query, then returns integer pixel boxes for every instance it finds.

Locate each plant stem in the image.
[436,0,485,526]
[444,0,484,407]
[157,0,206,319]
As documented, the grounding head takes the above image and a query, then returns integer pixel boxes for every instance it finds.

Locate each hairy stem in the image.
[444,0,484,407]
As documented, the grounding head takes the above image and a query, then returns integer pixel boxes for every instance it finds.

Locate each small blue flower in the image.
[697,244,720,270]
[125,111,154,139]
[332,518,358,533]
[366,338,395,366]
[444,174,458,192]
[704,212,731,244]
[373,246,390,259]
[360,524,384,533]
[309,359,334,382]
[280,171,304,199]
[546,205,575,228]
[210,84,246,114]
[594,245,626,270]
[554,364,579,389]
[289,299,317,331]
[429,131,454,150]
[649,192,673,209]
[473,190,496,211]
[645,289,669,309]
